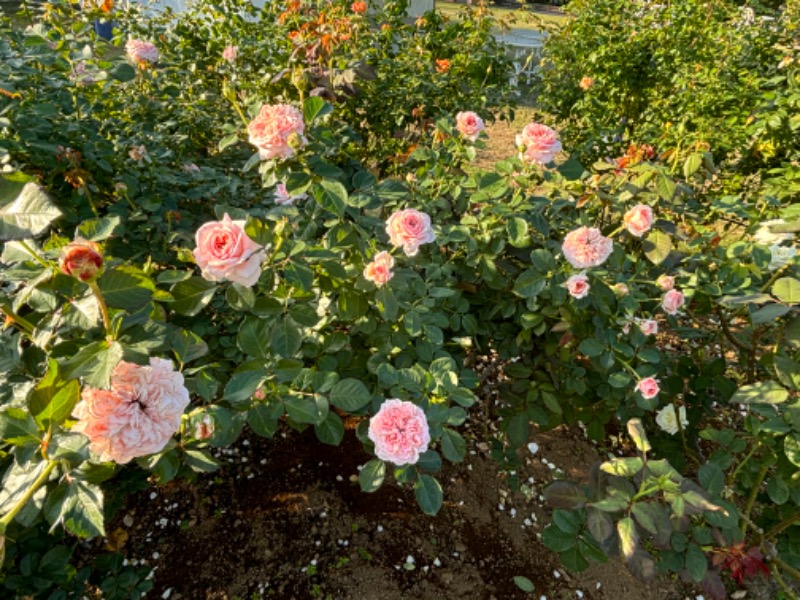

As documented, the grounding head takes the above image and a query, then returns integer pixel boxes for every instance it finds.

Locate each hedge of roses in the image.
[0,0,799,598]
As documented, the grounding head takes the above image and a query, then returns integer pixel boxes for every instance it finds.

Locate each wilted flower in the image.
[368,399,430,465]
[655,403,688,435]
[59,238,104,282]
[72,358,190,464]
[363,251,395,287]
[662,289,685,315]
[565,273,590,299]
[579,76,594,90]
[623,204,654,237]
[455,111,485,142]
[768,245,797,271]
[656,274,675,291]
[635,377,660,400]
[222,45,238,62]
[385,209,435,257]
[193,213,266,287]
[126,39,159,65]
[516,123,562,165]
[247,103,306,161]
[273,182,309,206]
[562,226,614,269]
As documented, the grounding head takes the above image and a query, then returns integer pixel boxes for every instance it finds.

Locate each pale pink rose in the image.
[126,39,159,65]
[562,226,613,269]
[72,358,190,464]
[656,274,675,291]
[385,209,436,256]
[363,251,395,287]
[274,182,309,206]
[222,45,238,62]
[635,377,660,400]
[662,289,685,315]
[368,399,430,465]
[623,204,654,237]
[193,213,266,287]
[455,111,485,142]
[129,145,148,162]
[247,103,306,160]
[516,123,562,165]
[565,273,590,299]
[637,318,659,336]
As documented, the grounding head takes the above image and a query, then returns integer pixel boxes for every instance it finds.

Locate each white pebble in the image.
[553,570,561,579]
[406,555,415,564]
[377,525,384,532]
[433,558,441,567]
[310,559,317,566]
[510,508,517,517]
[161,589,173,599]
[524,518,532,527]
[149,492,157,500]
[336,475,343,481]
[152,552,160,560]
[527,442,539,455]
[577,591,584,599]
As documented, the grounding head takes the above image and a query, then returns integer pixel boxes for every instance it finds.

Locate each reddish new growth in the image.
[711,543,769,585]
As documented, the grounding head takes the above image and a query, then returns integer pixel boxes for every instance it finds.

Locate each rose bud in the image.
[59,239,104,282]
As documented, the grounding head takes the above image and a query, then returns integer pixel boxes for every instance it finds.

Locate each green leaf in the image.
[375,287,398,321]
[560,545,590,571]
[542,523,577,552]
[170,328,208,365]
[0,180,61,241]
[514,270,546,298]
[76,216,123,242]
[775,355,800,390]
[440,428,466,463]
[751,303,793,325]
[655,174,676,202]
[359,459,386,493]
[507,217,530,248]
[248,404,279,438]
[109,62,136,82]
[729,380,788,405]
[314,180,347,217]
[683,153,703,179]
[626,418,651,453]
[62,340,124,389]
[314,411,344,446]
[96,266,155,311]
[285,394,326,425]
[767,477,790,505]
[416,450,442,472]
[0,407,40,445]
[698,462,725,496]
[414,474,443,516]
[631,503,660,535]
[512,576,535,593]
[773,278,800,304]
[685,543,708,583]
[28,359,81,428]
[617,517,637,560]
[224,363,267,404]
[543,481,588,509]
[237,316,272,359]
[170,277,216,316]
[303,96,332,123]
[184,449,220,473]
[784,435,800,467]
[578,338,605,357]
[218,133,239,152]
[329,378,372,412]
[557,158,584,181]
[0,460,50,516]
[600,457,643,477]
[642,230,672,265]
[271,316,302,358]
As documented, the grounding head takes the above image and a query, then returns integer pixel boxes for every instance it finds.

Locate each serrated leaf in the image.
[414,474,443,516]
[285,394,326,425]
[75,216,122,242]
[773,277,800,304]
[271,315,302,358]
[698,462,725,497]
[656,174,676,202]
[97,266,154,311]
[314,411,344,446]
[248,404,279,438]
[440,428,466,463]
[0,180,61,241]
[62,340,124,389]
[170,277,216,316]
[543,481,588,509]
[683,153,703,179]
[514,270,546,298]
[329,378,371,412]
[729,380,788,404]
[600,457,643,477]
[28,359,81,428]
[0,407,40,445]
[767,477,790,505]
[184,449,220,473]
[303,96,332,123]
[314,179,347,217]
[218,133,239,152]
[643,230,672,265]
[784,434,800,467]
[685,543,707,583]
[359,459,385,493]
[236,316,271,359]
[507,217,530,248]
[617,517,637,560]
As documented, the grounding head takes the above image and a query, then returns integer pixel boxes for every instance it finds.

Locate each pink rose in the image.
[247,103,306,161]
[222,45,238,62]
[455,111,485,142]
[637,318,659,336]
[562,226,614,269]
[635,377,660,400]
[126,39,159,65]
[274,182,308,206]
[193,213,266,287]
[623,204,654,237]
[656,274,675,291]
[368,399,430,465]
[363,251,395,287]
[516,123,562,165]
[565,273,590,299]
[72,358,190,464]
[662,289,685,315]
[385,209,436,256]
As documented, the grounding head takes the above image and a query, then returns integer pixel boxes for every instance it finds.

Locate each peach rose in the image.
[126,39,159,65]
[662,289,685,315]
[59,238,103,282]
[455,111,485,142]
[385,209,435,256]
[363,251,395,287]
[635,377,660,400]
[368,399,430,465]
[193,213,266,287]
[565,273,590,299]
[562,226,613,269]
[623,204,654,237]
[247,103,306,161]
[579,76,594,91]
[516,123,562,165]
[656,274,675,291]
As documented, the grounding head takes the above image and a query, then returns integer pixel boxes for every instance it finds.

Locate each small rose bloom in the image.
[364,251,395,287]
[274,182,309,206]
[656,274,675,291]
[253,388,266,400]
[247,103,306,161]
[435,59,451,73]
[193,213,266,287]
[662,289,685,315]
[637,318,659,336]
[562,226,614,269]
[368,399,430,466]
[385,209,435,257]
[768,245,797,271]
[351,1,367,13]
[623,204,654,237]
[59,238,103,282]
[635,377,660,400]
[129,145,148,162]
[72,358,190,464]
[565,273,590,299]
[222,45,238,62]
[455,111,485,142]
[655,403,688,435]
[516,123,562,165]
[579,76,594,91]
[612,282,629,296]
[126,39,159,65]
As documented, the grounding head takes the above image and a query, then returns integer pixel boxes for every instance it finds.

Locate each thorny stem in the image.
[741,463,769,534]
[0,461,57,530]
[88,281,113,341]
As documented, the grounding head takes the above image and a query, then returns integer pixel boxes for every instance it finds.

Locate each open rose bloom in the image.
[368,399,430,465]
[247,103,306,160]
[363,251,395,287]
[385,209,435,256]
[455,111,485,142]
[193,213,266,287]
[655,403,688,435]
[623,204,654,237]
[72,358,190,464]
[565,273,590,299]
[516,122,562,165]
[662,289,685,315]
[562,226,613,269]
[126,39,159,65]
